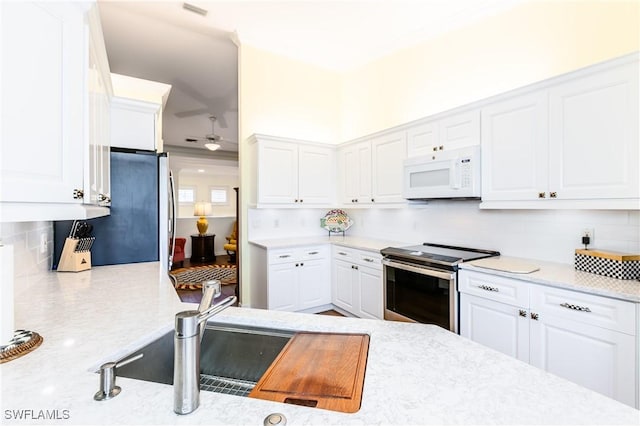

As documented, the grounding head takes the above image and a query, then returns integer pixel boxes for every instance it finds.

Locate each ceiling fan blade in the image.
[174,108,210,118]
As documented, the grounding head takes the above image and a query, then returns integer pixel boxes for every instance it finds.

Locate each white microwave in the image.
[403,145,481,200]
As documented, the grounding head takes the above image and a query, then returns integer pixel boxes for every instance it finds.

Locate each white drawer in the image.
[358,251,382,268]
[333,246,357,261]
[300,245,328,261]
[268,249,298,264]
[530,284,636,335]
[269,245,328,264]
[458,270,529,308]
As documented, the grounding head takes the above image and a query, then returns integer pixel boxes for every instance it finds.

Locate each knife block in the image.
[57,238,92,272]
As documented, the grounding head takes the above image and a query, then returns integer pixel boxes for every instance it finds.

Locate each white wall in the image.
[247,206,640,265]
[0,221,54,292]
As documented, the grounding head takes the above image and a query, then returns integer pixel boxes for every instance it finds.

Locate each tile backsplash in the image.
[0,221,53,283]
[248,205,640,264]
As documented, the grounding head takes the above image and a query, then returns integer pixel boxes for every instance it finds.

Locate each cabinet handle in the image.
[549,192,557,198]
[538,192,546,199]
[338,252,348,256]
[560,302,591,312]
[478,284,499,292]
[278,254,291,258]
[308,251,319,255]
[519,310,527,317]
[363,258,374,263]
[530,312,539,320]
[73,189,84,199]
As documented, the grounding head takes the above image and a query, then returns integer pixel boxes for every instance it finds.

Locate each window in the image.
[210,186,228,205]
[178,186,195,203]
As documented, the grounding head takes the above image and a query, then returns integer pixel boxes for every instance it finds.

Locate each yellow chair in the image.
[223,221,237,263]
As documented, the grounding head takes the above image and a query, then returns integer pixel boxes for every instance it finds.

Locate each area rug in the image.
[170,264,237,290]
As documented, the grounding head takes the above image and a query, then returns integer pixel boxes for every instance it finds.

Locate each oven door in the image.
[383,258,458,333]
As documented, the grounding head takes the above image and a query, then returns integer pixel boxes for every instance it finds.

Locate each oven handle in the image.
[382,258,454,280]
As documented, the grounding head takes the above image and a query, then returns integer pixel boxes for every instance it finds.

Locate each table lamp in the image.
[193,202,212,235]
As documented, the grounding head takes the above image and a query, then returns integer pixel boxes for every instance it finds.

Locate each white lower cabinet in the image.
[332,246,383,319]
[459,269,638,408]
[255,245,330,313]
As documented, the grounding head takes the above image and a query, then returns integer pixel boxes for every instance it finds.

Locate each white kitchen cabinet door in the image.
[332,259,357,314]
[371,131,407,204]
[459,293,530,363]
[85,6,112,207]
[297,144,334,205]
[438,110,480,151]
[267,262,299,311]
[257,140,299,204]
[298,258,331,310]
[529,312,636,407]
[481,92,549,201]
[0,2,85,204]
[358,265,383,320]
[339,141,372,204]
[548,61,639,200]
[407,121,438,158]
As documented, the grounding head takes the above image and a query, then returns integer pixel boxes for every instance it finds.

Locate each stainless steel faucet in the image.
[173,280,236,415]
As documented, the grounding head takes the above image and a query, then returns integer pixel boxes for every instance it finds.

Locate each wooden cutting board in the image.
[248,332,369,413]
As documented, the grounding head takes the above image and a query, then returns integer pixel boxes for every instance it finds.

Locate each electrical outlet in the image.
[582,228,595,243]
[40,233,48,254]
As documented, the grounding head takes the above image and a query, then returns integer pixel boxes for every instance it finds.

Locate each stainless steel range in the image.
[381,243,500,333]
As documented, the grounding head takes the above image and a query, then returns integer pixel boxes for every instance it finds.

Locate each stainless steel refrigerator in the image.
[53,149,176,273]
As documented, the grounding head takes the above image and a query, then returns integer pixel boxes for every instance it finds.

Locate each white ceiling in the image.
[98,0,525,159]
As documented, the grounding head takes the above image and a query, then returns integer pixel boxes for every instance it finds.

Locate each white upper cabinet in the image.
[481,54,639,209]
[339,130,406,205]
[110,97,161,151]
[481,91,549,201]
[371,132,407,203]
[339,140,372,204]
[548,62,639,201]
[407,110,479,157]
[1,2,85,204]
[249,135,334,207]
[0,1,112,221]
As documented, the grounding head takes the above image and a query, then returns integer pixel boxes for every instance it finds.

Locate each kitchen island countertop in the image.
[1,262,638,425]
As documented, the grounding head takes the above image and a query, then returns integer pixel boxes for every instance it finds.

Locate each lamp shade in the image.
[193,202,212,217]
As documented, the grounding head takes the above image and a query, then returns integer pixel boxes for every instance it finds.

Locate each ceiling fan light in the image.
[204,143,220,151]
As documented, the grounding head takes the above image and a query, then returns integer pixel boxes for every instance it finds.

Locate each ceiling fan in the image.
[185,115,235,151]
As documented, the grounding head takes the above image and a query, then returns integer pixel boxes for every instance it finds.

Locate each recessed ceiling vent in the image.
[182,2,208,17]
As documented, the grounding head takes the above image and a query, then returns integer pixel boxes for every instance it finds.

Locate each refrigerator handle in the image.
[168,170,177,269]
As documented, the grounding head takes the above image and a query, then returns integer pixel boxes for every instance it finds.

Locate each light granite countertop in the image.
[1,262,638,425]
[461,256,640,303]
[249,235,407,253]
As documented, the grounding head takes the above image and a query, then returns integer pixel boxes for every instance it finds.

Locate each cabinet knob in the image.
[432,147,438,152]
[438,145,444,151]
[295,263,299,267]
[300,262,304,267]
[294,199,299,203]
[530,312,539,321]
[299,199,303,203]
[519,310,527,317]
[549,192,557,198]
[538,192,546,199]
[73,189,84,199]
[354,265,358,270]
[371,198,375,202]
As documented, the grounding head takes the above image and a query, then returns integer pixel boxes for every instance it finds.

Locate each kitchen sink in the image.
[112,322,295,397]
